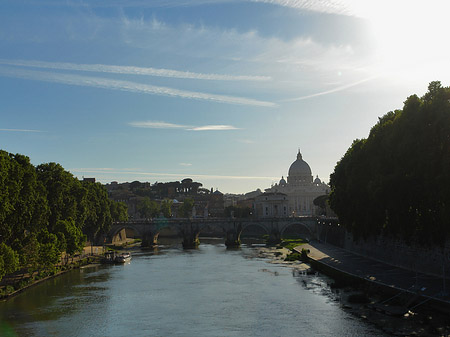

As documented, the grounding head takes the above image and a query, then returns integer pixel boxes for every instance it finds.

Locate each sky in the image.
[1,0,449,194]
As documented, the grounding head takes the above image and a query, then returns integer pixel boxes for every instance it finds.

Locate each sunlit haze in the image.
[1,0,448,193]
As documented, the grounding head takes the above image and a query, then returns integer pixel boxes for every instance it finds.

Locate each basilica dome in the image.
[288,151,312,176]
[287,150,313,185]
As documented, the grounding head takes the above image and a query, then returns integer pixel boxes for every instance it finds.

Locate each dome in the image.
[313,175,322,184]
[279,176,287,186]
[288,151,312,177]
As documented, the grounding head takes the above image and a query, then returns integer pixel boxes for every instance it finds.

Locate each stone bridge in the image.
[108,217,338,248]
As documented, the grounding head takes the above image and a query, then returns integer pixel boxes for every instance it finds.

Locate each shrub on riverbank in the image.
[285,252,302,261]
[281,239,307,251]
[281,238,308,261]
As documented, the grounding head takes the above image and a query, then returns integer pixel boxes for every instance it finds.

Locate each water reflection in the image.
[1,243,387,337]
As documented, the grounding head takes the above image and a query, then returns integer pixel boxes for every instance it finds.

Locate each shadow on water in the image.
[0,265,113,330]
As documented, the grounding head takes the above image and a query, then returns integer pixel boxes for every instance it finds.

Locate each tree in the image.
[19,234,40,274]
[54,220,86,256]
[313,195,328,215]
[0,243,19,281]
[37,229,61,272]
[36,162,86,231]
[160,199,173,218]
[137,197,160,218]
[110,201,128,222]
[0,152,49,247]
[178,198,194,218]
[0,151,121,279]
[82,181,113,244]
[329,81,450,245]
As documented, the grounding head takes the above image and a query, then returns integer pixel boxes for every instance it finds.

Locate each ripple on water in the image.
[0,244,388,337]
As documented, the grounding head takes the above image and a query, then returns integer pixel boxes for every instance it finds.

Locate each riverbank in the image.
[0,256,100,301]
[251,245,312,271]
[0,241,143,301]
[288,242,450,336]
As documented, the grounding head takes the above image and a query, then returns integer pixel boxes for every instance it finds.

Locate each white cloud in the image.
[117,14,374,92]
[0,128,44,132]
[179,163,193,166]
[0,59,271,82]
[70,167,277,180]
[129,120,239,131]
[188,125,239,131]
[0,66,276,107]
[129,121,187,129]
[251,0,352,16]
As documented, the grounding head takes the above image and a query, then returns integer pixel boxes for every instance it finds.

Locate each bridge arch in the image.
[280,222,314,240]
[109,225,143,243]
[239,222,269,241]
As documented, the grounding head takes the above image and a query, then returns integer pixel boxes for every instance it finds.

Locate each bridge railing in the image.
[113,216,338,225]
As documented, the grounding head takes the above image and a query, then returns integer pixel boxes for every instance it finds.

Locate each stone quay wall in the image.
[318,223,450,278]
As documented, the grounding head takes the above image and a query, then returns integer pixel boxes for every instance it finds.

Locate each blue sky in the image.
[1,0,449,193]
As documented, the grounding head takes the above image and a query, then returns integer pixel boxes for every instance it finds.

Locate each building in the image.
[264,150,329,216]
[254,192,288,218]
[208,189,225,217]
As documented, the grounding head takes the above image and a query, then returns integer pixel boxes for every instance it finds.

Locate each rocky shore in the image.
[253,244,450,337]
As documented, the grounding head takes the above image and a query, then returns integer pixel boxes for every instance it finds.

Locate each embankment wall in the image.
[317,223,450,278]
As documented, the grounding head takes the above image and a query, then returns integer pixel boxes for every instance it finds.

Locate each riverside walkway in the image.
[295,242,450,310]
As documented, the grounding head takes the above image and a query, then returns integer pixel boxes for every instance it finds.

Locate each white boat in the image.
[115,252,132,263]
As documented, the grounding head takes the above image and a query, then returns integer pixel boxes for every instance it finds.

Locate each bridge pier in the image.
[224,222,242,248]
[224,230,240,248]
[267,229,281,245]
[141,232,158,247]
[181,223,200,249]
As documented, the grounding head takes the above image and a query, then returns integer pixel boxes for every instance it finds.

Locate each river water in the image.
[0,241,387,336]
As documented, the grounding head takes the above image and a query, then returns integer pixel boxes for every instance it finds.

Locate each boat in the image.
[115,252,132,263]
[102,251,116,264]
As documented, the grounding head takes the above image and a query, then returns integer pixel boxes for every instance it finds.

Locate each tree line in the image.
[0,151,128,281]
[329,81,450,246]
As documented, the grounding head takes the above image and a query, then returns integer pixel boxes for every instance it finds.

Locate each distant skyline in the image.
[1,0,449,193]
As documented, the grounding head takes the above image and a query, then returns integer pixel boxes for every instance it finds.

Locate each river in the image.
[0,241,387,336]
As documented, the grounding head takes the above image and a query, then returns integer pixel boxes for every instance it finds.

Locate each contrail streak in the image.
[282,76,377,102]
[0,66,276,107]
[0,59,271,82]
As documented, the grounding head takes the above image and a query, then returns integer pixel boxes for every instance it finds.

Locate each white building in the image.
[254,192,289,218]
[265,150,329,216]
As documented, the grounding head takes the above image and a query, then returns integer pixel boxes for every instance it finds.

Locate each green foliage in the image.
[313,195,328,215]
[0,243,19,281]
[82,180,113,243]
[0,150,117,279]
[37,229,62,271]
[0,151,49,246]
[160,199,173,218]
[54,220,86,255]
[281,238,307,251]
[36,162,86,231]
[178,198,194,218]
[284,252,302,261]
[110,201,128,222]
[330,81,450,245]
[137,197,160,218]
[19,234,40,273]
